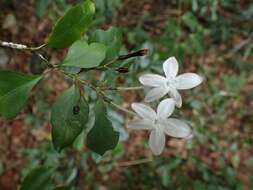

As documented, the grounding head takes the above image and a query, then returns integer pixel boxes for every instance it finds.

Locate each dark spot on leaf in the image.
[73,105,80,115]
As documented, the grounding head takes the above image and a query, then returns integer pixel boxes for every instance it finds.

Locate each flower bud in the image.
[116,67,129,73]
[118,49,149,60]
[136,48,149,56]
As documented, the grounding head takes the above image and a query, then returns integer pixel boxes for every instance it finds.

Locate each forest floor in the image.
[0,0,253,189]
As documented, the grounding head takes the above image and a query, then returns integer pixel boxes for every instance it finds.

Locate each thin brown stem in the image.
[77,80,136,116]
[59,69,137,116]
[105,100,136,116]
[117,157,153,167]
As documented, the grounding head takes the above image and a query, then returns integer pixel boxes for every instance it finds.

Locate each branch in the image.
[217,31,253,61]
[61,71,137,116]
[0,40,54,68]
[117,157,153,167]
[0,40,46,52]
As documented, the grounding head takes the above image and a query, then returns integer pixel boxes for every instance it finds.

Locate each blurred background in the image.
[0,0,253,189]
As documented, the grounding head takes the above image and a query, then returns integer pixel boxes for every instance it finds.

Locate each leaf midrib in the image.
[49,4,88,45]
[0,78,39,102]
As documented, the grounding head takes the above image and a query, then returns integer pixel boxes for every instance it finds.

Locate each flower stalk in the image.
[105,86,144,91]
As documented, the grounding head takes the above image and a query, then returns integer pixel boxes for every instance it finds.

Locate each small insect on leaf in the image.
[51,86,89,151]
[73,105,80,115]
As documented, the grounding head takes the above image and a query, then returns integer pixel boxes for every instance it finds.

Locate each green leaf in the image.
[53,186,74,190]
[20,166,54,190]
[89,27,122,62]
[51,86,89,151]
[62,40,106,68]
[0,70,41,120]
[87,100,119,155]
[35,0,50,18]
[47,0,95,48]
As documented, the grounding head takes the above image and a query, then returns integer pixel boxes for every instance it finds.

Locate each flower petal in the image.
[174,73,203,90]
[131,103,156,120]
[163,118,192,138]
[149,129,165,155]
[163,57,179,78]
[128,119,154,130]
[139,74,166,87]
[157,98,175,119]
[169,88,182,108]
[144,87,168,102]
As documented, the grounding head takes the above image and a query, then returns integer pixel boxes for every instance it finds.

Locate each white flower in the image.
[128,98,192,155]
[139,57,203,107]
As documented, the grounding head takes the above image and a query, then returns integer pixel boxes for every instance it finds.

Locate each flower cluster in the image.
[128,57,203,155]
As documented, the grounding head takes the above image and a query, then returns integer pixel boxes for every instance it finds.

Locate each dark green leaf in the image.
[62,40,106,68]
[89,27,122,62]
[87,100,119,155]
[35,0,50,18]
[47,0,95,48]
[51,86,89,151]
[20,166,54,190]
[0,70,41,120]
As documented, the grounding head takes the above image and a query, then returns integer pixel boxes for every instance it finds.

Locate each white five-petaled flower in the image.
[139,57,203,107]
[128,98,192,155]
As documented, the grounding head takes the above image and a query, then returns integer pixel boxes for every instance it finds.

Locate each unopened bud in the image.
[118,49,149,60]
[116,67,129,73]
[136,48,149,56]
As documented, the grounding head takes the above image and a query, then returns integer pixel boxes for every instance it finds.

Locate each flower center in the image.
[166,77,176,88]
[154,119,165,131]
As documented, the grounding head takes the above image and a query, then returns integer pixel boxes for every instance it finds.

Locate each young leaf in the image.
[0,70,41,120]
[20,166,54,190]
[89,27,122,62]
[87,100,119,155]
[47,0,95,48]
[61,40,106,68]
[51,86,89,151]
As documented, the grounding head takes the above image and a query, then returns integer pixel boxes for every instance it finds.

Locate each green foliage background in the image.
[0,0,252,189]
